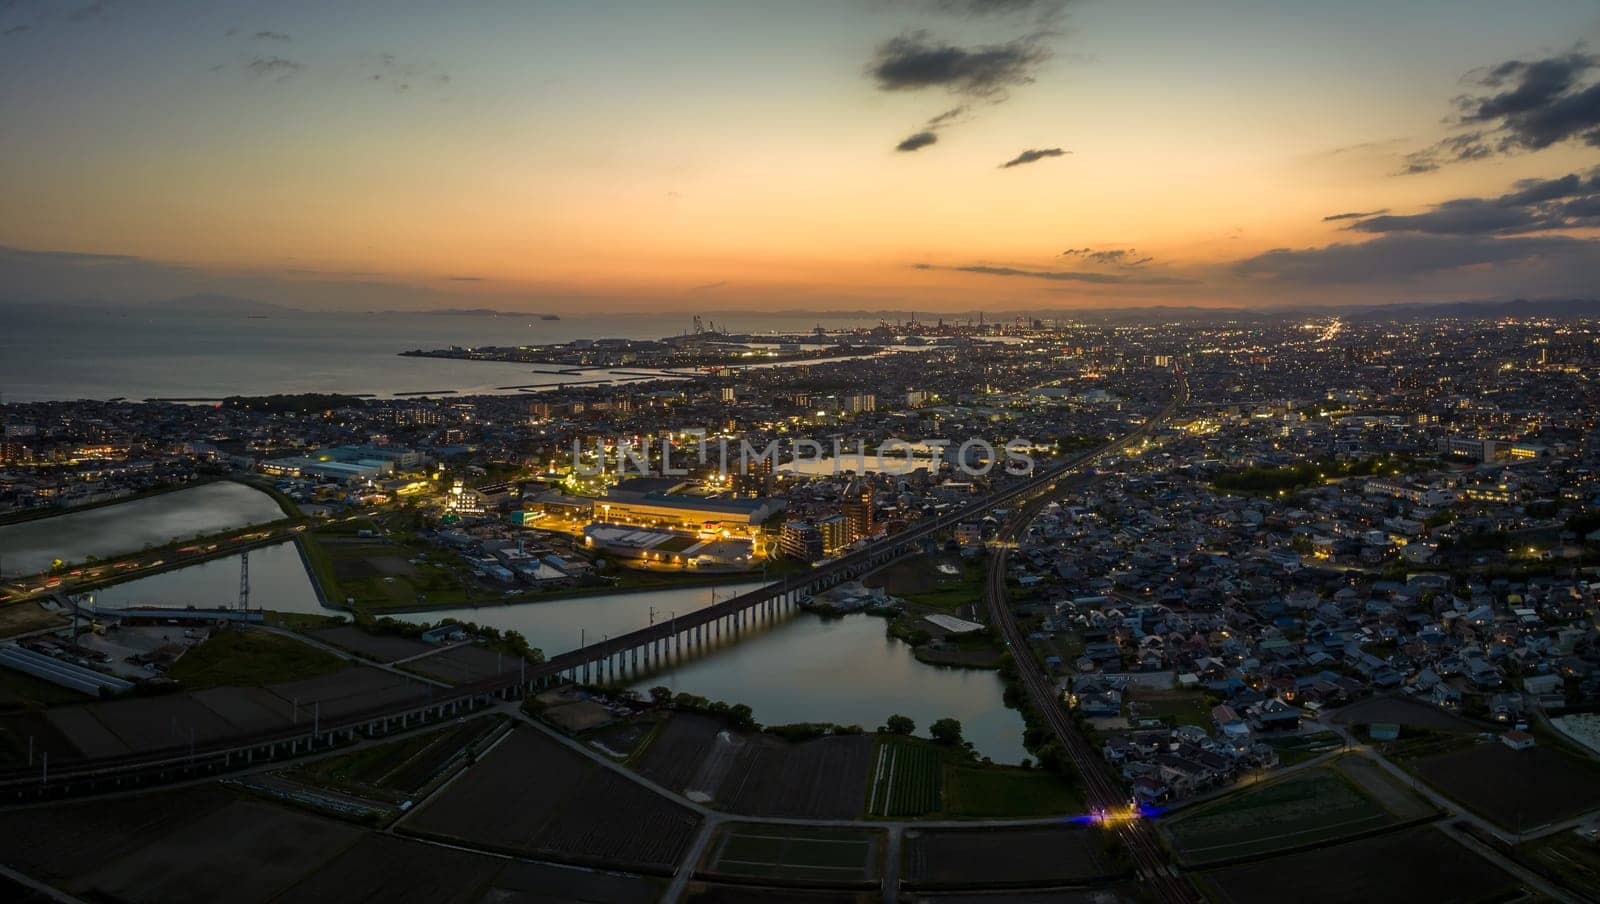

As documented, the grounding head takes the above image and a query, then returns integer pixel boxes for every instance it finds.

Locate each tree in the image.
[930,717,964,746]
[883,714,915,735]
[648,685,673,706]
[728,703,755,729]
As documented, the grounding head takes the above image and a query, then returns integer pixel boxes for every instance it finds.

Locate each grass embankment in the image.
[865,735,1082,819]
[167,629,346,689]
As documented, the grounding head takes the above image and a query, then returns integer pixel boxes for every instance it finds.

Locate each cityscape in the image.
[3,3,1600,904]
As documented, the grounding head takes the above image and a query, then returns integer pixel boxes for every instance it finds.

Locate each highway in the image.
[981,375,1200,904]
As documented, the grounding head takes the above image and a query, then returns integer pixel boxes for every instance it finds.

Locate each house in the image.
[1500,730,1536,750]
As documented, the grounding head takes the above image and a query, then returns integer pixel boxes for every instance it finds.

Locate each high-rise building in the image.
[842,477,874,541]
[842,393,876,414]
[817,513,851,553]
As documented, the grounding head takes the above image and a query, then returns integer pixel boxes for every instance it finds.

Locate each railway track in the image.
[981,377,1199,904]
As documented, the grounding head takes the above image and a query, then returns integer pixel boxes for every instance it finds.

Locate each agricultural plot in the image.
[940,764,1082,818]
[0,787,238,885]
[1194,826,1522,904]
[903,825,1115,887]
[867,738,942,817]
[486,859,663,904]
[634,713,872,818]
[702,823,882,883]
[67,798,362,904]
[404,726,700,872]
[311,625,433,663]
[291,715,502,800]
[1519,830,1600,901]
[1332,696,1481,733]
[1409,741,1600,832]
[273,834,500,904]
[1158,762,1418,866]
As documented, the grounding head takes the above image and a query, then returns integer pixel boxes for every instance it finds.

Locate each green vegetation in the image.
[867,737,943,817]
[896,559,986,613]
[882,714,915,735]
[942,763,1083,818]
[297,726,451,789]
[1158,764,1401,865]
[865,734,1082,819]
[166,628,346,689]
[1211,453,1425,496]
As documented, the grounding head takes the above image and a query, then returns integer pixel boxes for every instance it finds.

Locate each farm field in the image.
[1518,830,1600,900]
[273,834,500,904]
[1409,741,1600,832]
[633,713,872,818]
[1125,686,1210,727]
[403,725,700,871]
[1194,826,1523,904]
[166,628,347,689]
[1158,760,1426,866]
[867,737,942,817]
[1332,696,1482,732]
[902,825,1117,887]
[311,625,434,662]
[941,763,1083,818]
[292,715,503,799]
[486,859,664,903]
[701,823,882,883]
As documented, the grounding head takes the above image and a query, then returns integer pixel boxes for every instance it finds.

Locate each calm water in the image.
[0,482,286,575]
[96,546,1026,761]
[629,613,1029,764]
[0,305,890,402]
[91,539,318,612]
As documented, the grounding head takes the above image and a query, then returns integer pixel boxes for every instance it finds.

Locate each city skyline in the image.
[4,0,1600,312]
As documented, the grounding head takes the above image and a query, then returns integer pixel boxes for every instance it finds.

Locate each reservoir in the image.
[0,482,288,576]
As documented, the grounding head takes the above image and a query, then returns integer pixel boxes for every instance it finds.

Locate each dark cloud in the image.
[1233,233,1596,283]
[253,30,291,42]
[245,56,305,81]
[915,262,1197,285]
[891,106,965,153]
[1321,209,1387,221]
[1350,200,1543,236]
[1,23,26,36]
[1340,168,1600,235]
[928,0,1069,19]
[869,31,1050,99]
[1060,247,1152,266]
[1000,147,1067,168]
[1403,50,1600,171]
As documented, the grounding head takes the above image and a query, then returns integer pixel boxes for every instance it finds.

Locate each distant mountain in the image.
[144,294,300,315]
[1342,297,1600,322]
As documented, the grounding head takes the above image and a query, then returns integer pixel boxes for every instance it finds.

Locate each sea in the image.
[0,305,892,403]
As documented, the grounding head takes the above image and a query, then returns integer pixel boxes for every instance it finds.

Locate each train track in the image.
[982,377,1199,904]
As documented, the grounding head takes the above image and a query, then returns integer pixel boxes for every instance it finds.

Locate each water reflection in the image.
[0,482,287,576]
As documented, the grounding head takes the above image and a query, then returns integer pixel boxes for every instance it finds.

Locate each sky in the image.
[3,0,1600,313]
